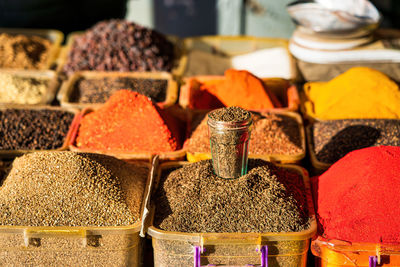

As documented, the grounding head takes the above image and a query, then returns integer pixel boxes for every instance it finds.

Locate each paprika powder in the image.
[316,146,400,244]
[189,69,282,110]
[76,90,180,152]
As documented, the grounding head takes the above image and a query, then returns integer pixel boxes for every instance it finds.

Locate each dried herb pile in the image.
[0,152,148,226]
[71,76,167,104]
[154,159,310,233]
[312,119,400,164]
[63,19,175,75]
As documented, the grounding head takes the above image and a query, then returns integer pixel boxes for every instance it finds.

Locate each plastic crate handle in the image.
[193,245,268,267]
[369,256,377,267]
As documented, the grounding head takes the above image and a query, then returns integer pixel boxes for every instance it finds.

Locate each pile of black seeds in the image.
[70,77,168,103]
[0,109,74,150]
[0,152,148,226]
[154,159,310,233]
[209,106,251,122]
[185,112,304,156]
[312,119,400,164]
[63,19,175,75]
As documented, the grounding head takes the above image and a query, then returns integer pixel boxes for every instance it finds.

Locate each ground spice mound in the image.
[71,77,167,104]
[76,90,180,152]
[304,67,400,119]
[63,19,175,75]
[312,119,400,164]
[316,146,400,244]
[0,33,51,69]
[185,112,303,156]
[189,69,282,110]
[208,106,251,122]
[0,151,148,227]
[0,73,48,104]
[154,159,309,233]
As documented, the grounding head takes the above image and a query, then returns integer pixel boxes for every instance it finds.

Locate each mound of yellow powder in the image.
[304,67,400,119]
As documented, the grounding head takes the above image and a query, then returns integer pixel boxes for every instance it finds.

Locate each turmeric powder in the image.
[189,69,282,110]
[304,67,400,119]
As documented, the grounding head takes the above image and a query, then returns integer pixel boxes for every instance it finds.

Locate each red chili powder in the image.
[76,90,180,152]
[189,69,282,110]
[316,146,400,244]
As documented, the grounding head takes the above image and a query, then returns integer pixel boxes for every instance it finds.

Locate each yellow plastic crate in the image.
[312,237,400,267]
[146,161,317,267]
[0,161,152,267]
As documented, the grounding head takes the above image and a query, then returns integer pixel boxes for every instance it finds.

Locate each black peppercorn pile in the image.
[63,19,175,75]
[312,119,400,164]
[71,77,168,104]
[154,159,310,233]
[0,109,74,150]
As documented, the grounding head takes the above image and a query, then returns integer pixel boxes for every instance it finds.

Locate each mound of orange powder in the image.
[76,90,180,152]
[189,69,282,110]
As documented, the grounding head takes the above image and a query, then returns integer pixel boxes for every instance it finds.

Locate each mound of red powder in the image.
[316,146,400,244]
[76,90,180,152]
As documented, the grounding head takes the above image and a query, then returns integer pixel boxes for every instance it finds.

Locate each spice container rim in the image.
[0,160,152,237]
[185,109,307,164]
[0,69,60,106]
[57,31,187,79]
[183,35,298,81]
[0,105,80,159]
[69,107,186,161]
[207,108,253,129]
[145,161,317,244]
[0,27,63,71]
[57,70,178,109]
[179,75,300,113]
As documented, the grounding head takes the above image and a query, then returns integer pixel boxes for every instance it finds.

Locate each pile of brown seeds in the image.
[63,19,175,75]
[154,159,309,233]
[0,109,74,150]
[312,119,400,164]
[0,33,51,69]
[0,151,148,226]
[208,106,251,122]
[0,73,49,104]
[70,76,168,103]
[184,112,304,156]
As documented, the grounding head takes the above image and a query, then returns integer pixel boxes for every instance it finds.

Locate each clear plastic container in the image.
[0,161,151,267]
[0,27,63,70]
[207,109,252,179]
[312,237,400,267]
[57,71,178,109]
[146,161,317,267]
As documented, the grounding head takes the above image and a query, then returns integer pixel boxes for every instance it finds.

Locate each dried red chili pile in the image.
[76,90,180,152]
[315,146,400,244]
